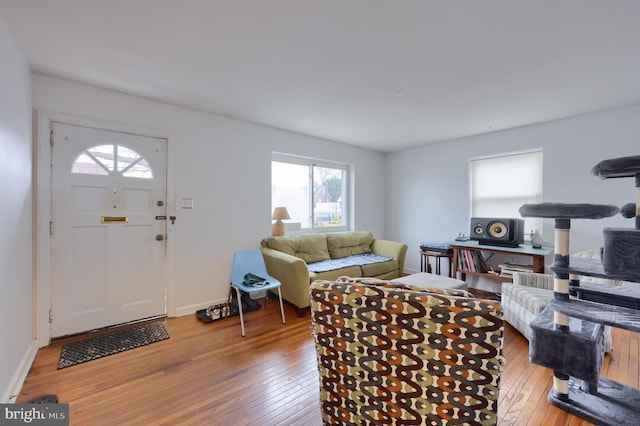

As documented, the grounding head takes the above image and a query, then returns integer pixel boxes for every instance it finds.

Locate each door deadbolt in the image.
[156,200,164,206]
[156,234,164,241]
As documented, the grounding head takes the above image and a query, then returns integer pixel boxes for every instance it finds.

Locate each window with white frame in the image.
[272,153,349,232]
[72,144,153,179]
[470,149,543,236]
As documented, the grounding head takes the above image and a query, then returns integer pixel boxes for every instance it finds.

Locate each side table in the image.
[420,250,453,277]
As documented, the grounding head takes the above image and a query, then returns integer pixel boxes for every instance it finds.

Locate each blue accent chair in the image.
[229,249,286,336]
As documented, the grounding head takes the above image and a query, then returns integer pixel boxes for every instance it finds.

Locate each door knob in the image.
[156,234,164,241]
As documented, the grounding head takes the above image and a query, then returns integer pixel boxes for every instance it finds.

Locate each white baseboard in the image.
[173,298,229,318]
[2,340,38,403]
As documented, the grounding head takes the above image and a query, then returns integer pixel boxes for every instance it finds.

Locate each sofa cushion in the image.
[502,284,550,316]
[263,234,330,264]
[326,231,373,258]
[307,254,392,273]
[360,259,398,276]
[309,266,363,283]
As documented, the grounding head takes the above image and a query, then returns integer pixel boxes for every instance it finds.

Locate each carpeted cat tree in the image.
[519,154,640,425]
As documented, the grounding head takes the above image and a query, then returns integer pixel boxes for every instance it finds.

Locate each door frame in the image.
[35,110,177,347]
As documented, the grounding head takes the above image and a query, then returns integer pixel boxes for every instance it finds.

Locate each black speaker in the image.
[470,217,525,247]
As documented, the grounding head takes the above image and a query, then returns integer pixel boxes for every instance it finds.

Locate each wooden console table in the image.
[451,240,554,282]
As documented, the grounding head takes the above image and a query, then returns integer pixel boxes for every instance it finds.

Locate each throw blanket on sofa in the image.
[307,253,392,273]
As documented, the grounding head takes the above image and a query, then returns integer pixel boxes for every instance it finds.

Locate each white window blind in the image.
[470,149,543,235]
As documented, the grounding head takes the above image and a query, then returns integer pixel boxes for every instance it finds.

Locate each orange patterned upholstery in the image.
[310,277,504,425]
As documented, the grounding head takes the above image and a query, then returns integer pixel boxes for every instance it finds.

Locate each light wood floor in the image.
[17,300,639,425]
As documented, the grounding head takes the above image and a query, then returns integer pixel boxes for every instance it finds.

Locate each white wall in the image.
[386,104,640,289]
[32,75,386,328]
[0,17,35,402]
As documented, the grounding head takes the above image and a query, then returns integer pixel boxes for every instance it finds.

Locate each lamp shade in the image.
[272,207,291,221]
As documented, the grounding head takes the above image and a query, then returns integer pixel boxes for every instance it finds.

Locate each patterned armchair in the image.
[310,278,504,425]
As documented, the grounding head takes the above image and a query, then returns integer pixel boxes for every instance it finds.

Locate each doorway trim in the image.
[35,110,177,347]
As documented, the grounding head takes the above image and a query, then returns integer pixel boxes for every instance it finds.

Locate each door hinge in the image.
[49,308,53,324]
[49,129,54,145]
[49,221,54,235]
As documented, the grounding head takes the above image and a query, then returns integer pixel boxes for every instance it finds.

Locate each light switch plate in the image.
[180,198,194,209]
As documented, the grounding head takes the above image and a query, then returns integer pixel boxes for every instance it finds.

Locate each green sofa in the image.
[260,231,408,316]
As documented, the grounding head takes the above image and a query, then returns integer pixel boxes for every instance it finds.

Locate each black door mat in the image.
[196,291,262,323]
[57,322,169,369]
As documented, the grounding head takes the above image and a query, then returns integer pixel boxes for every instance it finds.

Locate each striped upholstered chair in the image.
[501,249,618,352]
[310,277,504,425]
[501,271,554,341]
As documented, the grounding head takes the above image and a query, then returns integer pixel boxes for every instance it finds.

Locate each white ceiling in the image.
[2,1,640,153]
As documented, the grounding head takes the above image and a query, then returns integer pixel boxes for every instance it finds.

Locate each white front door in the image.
[50,122,167,337]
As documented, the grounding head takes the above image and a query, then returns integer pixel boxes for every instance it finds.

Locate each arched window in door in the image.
[71,144,153,179]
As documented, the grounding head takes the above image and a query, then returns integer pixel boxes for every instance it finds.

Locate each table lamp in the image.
[272,207,290,236]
